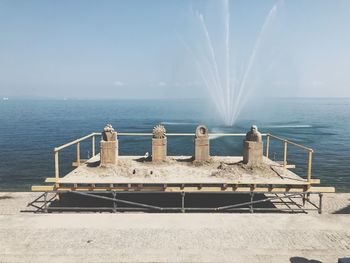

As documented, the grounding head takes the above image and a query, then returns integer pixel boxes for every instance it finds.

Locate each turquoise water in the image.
[0,98,349,192]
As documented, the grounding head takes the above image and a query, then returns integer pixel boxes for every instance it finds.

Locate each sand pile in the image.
[63,156,303,184]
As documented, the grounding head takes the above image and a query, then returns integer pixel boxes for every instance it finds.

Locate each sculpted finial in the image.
[102,124,117,141]
[245,125,262,143]
[152,125,166,139]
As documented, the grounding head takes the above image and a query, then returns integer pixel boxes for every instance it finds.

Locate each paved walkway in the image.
[0,192,349,263]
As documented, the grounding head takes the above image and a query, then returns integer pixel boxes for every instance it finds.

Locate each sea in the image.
[0,98,349,192]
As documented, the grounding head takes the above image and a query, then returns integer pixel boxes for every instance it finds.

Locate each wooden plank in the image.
[275,161,296,169]
[31,185,54,191]
[164,187,304,193]
[44,178,315,185]
[54,150,59,179]
[32,185,334,193]
[54,179,312,185]
[308,186,335,193]
[284,164,296,169]
[310,179,320,184]
[72,159,87,167]
[44,177,320,185]
[45,178,59,183]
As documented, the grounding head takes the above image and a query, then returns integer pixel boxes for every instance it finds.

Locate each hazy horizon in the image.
[3,94,350,99]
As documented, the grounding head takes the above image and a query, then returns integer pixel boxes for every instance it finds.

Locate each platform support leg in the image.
[181,192,185,213]
[250,192,254,213]
[302,193,306,207]
[112,192,117,213]
[43,192,48,213]
[318,193,323,214]
[307,192,310,201]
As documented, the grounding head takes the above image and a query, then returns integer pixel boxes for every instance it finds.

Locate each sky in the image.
[0,0,349,99]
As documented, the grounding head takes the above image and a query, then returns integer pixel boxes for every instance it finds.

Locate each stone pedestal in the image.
[243,141,263,166]
[100,140,118,166]
[152,138,167,162]
[195,137,210,161]
[194,125,210,162]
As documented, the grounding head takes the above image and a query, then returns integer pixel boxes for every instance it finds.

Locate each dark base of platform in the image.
[25,191,323,214]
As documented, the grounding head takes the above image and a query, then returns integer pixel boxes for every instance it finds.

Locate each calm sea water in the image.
[0,98,349,192]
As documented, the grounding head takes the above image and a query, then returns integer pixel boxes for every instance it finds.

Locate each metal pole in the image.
[92,135,95,157]
[44,192,48,213]
[250,192,254,213]
[307,151,313,182]
[112,192,117,213]
[70,191,163,211]
[181,192,185,213]
[217,192,303,211]
[283,141,288,167]
[302,193,306,207]
[318,193,323,214]
[266,134,270,159]
[77,142,81,166]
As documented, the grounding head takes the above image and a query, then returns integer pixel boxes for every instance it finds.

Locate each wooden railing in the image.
[53,132,314,183]
[54,133,97,180]
[265,133,314,182]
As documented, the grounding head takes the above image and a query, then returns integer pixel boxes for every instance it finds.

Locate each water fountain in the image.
[190,0,278,126]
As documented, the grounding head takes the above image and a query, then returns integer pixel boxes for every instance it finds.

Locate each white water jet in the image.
[191,1,278,126]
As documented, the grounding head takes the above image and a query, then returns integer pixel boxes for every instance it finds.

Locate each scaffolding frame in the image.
[29,131,334,215]
[26,190,323,214]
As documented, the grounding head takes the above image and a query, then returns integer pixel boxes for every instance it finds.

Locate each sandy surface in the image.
[61,156,306,184]
[0,192,349,262]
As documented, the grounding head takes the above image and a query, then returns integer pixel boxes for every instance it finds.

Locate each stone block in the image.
[152,138,167,162]
[194,125,210,162]
[195,137,210,161]
[243,140,263,166]
[100,140,118,166]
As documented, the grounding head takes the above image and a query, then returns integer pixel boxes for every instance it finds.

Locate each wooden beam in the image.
[307,151,313,182]
[31,185,54,191]
[31,185,335,193]
[283,141,288,167]
[43,178,319,185]
[307,186,335,193]
[92,135,95,157]
[275,161,296,169]
[72,159,88,167]
[76,142,80,166]
[54,150,59,179]
[45,178,58,183]
[310,179,320,184]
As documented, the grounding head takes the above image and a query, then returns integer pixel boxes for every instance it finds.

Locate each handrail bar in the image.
[54,133,95,152]
[53,132,310,155]
[268,133,313,152]
[92,132,267,137]
[54,132,267,153]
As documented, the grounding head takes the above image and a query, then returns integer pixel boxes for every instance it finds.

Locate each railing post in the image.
[307,150,313,182]
[265,134,270,159]
[283,140,287,167]
[77,142,81,166]
[54,149,59,179]
[92,135,95,157]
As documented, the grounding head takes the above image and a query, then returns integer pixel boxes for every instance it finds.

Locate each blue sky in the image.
[0,0,349,99]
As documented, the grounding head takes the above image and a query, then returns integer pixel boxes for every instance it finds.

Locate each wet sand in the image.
[0,192,349,262]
